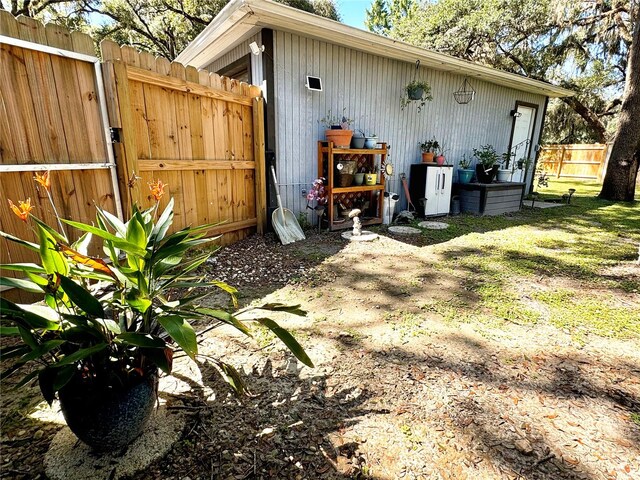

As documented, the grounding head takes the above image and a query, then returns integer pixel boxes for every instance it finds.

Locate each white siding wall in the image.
[273,31,546,215]
[205,32,264,92]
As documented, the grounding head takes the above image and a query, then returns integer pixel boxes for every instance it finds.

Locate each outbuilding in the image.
[177,0,572,218]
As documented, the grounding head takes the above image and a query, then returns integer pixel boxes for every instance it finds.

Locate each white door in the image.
[424,168,440,216]
[437,167,453,214]
[510,104,536,182]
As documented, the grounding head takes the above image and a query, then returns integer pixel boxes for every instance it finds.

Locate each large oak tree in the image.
[367,0,639,199]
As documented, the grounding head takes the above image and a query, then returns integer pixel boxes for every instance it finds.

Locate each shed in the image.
[176,0,573,216]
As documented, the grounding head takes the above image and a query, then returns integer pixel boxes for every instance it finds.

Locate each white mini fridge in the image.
[409,164,453,217]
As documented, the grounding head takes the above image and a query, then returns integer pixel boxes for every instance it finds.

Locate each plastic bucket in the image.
[382,192,400,224]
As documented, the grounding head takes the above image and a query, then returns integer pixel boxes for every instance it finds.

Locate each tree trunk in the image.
[600,15,640,201]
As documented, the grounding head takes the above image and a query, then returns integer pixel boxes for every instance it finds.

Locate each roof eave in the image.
[176,0,574,99]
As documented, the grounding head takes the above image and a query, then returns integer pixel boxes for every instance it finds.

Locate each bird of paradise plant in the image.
[0,172,313,422]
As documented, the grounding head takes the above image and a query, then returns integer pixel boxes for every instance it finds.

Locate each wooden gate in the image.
[0,14,120,271]
[101,41,266,244]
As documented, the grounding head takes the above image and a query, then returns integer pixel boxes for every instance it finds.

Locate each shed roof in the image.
[176,0,573,98]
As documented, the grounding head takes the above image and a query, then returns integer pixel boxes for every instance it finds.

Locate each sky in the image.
[336,0,370,29]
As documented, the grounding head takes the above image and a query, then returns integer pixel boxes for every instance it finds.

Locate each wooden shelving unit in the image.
[317,141,388,231]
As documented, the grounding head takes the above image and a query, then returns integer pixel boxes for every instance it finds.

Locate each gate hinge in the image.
[109,128,121,143]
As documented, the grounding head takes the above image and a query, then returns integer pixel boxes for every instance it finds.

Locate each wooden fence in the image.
[1,15,266,301]
[537,144,609,181]
[100,41,266,244]
[0,14,119,276]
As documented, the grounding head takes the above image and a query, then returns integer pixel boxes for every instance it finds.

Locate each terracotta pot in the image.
[325,129,353,148]
[421,152,435,163]
[435,155,445,165]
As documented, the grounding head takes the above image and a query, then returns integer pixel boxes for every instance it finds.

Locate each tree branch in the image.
[562,96,608,142]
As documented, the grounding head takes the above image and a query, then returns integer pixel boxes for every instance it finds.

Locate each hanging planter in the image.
[453,78,476,104]
[401,60,433,113]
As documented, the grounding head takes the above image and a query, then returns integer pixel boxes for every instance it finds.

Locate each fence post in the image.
[557,146,566,178]
[253,96,267,234]
[102,59,140,208]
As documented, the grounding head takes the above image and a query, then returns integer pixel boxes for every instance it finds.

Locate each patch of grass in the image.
[631,412,640,426]
[383,310,429,340]
[531,289,640,338]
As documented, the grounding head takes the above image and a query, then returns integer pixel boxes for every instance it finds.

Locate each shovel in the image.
[270,165,306,245]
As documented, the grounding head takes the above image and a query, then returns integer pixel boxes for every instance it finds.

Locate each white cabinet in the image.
[409,164,453,217]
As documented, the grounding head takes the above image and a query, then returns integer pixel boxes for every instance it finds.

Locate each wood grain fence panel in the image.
[538,144,609,181]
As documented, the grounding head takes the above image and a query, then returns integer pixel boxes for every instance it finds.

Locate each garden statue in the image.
[349,208,362,236]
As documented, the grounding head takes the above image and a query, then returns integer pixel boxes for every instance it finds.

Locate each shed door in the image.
[509,104,537,163]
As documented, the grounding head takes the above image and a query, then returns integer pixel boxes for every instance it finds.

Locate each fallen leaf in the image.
[512,396,520,405]
[624,465,631,473]
[545,413,558,419]
[564,456,580,465]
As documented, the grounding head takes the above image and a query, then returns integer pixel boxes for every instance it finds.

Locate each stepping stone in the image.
[45,407,185,480]
[388,226,421,235]
[341,230,379,241]
[418,221,449,230]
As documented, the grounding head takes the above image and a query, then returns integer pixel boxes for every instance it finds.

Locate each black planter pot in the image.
[408,87,424,100]
[59,368,159,451]
[476,164,499,184]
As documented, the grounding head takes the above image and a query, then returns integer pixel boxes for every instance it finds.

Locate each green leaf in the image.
[150,197,174,243]
[158,315,197,359]
[255,318,314,368]
[116,332,166,348]
[141,347,173,374]
[38,368,56,405]
[0,298,60,331]
[30,215,68,244]
[62,219,147,257]
[0,326,20,336]
[196,308,251,336]
[19,339,65,363]
[126,212,147,249]
[57,274,105,318]
[56,343,107,366]
[212,360,250,396]
[0,263,46,274]
[71,232,93,255]
[14,370,40,389]
[0,229,39,251]
[256,303,306,317]
[0,276,42,293]
[126,295,152,313]
[0,344,30,360]
[96,207,126,237]
[38,225,68,276]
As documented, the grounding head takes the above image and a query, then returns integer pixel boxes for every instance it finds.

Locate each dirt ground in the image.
[1,229,639,480]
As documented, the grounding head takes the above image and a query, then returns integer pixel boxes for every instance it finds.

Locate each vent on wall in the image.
[305,76,322,92]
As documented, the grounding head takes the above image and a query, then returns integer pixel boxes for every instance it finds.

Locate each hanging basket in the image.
[453,78,476,105]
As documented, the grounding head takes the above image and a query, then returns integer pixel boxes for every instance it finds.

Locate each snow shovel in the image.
[270,165,305,245]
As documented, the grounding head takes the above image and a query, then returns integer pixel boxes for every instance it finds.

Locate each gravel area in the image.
[1,229,639,480]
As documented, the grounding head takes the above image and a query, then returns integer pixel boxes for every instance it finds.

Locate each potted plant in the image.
[351,129,365,149]
[496,151,515,182]
[472,144,500,183]
[364,133,378,149]
[435,143,448,165]
[457,153,474,184]
[419,138,439,163]
[319,108,353,148]
[513,156,533,183]
[401,80,433,113]
[1,173,313,452]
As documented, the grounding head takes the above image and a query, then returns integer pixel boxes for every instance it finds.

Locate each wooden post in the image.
[253,96,267,234]
[105,60,140,207]
[557,146,566,178]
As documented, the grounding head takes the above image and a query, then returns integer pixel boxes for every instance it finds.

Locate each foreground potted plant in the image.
[401,80,433,113]
[496,151,515,182]
[472,144,500,183]
[319,108,353,148]
[1,173,313,451]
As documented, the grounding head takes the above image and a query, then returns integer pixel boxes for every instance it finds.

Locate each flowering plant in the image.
[306,177,328,207]
[1,171,313,407]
